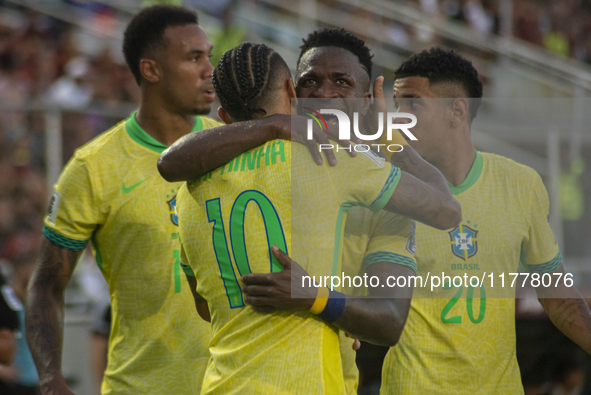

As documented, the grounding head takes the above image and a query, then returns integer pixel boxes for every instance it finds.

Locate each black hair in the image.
[123,5,198,85]
[297,28,373,79]
[394,47,483,120]
[213,42,290,122]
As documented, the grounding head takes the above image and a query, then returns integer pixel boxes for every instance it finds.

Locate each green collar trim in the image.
[125,112,204,153]
[448,151,483,195]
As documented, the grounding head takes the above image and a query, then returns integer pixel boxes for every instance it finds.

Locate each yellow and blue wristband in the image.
[310,287,346,323]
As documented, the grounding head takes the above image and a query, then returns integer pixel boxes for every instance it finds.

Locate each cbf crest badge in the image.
[448,224,478,260]
[167,196,178,226]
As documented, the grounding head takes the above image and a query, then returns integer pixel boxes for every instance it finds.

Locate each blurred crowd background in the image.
[0,1,590,394]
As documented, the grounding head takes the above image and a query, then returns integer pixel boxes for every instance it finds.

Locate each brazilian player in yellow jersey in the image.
[175,43,460,394]
[25,6,223,395]
[158,29,454,393]
[379,48,591,394]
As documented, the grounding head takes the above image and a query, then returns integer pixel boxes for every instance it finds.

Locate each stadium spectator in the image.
[0,251,39,395]
[0,273,18,366]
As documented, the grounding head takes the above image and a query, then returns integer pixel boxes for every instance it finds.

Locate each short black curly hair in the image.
[123,5,198,85]
[297,28,373,79]
[395,48,483,120]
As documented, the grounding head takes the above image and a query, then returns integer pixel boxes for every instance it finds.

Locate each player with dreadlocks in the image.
[174,41,460,394]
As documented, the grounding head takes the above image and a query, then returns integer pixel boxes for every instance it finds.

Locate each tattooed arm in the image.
[25,238,82,395]
[384,145,461,230]
[537,266,591,354]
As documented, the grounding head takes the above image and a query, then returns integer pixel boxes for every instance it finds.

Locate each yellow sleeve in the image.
[328,148,402,212]
[363,213,417,274]
[200,116,224,129]
[43,156,104,251]
[520,172,562,273]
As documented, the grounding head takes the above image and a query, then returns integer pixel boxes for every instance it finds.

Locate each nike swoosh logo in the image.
[122,177,150,194]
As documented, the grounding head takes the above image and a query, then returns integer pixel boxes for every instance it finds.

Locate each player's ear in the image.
[139,58,161,84]
[450,98,469,128]
[218,107,233,125]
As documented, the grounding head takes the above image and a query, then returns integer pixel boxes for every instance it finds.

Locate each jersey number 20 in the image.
[206,190,288,308]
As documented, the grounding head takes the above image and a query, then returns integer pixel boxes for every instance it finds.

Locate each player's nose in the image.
[203,58,214,78]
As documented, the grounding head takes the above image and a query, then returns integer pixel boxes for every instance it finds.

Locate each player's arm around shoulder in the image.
[384,145,461,230]
[241,246,415,347]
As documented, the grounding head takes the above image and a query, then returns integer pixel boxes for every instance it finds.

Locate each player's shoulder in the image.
[481,151,540,183]
[200,116,224,129]
[70,119,128,163]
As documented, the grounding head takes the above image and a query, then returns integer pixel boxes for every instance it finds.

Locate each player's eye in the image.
[410,99,418,109]
[336,78,349,86]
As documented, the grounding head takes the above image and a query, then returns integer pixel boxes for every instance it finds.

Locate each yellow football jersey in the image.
[381,152,562,394]
[339,208,417,394]
[43,113,222,395]
[177,140,401,395]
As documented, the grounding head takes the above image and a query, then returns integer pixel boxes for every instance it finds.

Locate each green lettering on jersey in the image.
[206,198,243,308]
[271,141,285,164]
[256,145,271,168]
[241,149,259,172]
[230,190,287,274]
[233,154,242,171]
[206,191,287,308]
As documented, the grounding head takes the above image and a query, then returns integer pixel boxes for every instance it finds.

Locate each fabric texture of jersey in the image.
[42,113,222,395]
[381,152,561,395]
[177,140,400,395]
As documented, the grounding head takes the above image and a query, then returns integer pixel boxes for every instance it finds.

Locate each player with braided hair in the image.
[212,42,279,121]
[175,41,460,394]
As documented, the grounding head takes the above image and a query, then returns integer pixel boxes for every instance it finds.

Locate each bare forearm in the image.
[390,146,446,188]
[26,286,66,382]
[539,294,591,354]
[332,263,413,347]
[158,116,283,182]
[334,298,410,347]
[25,240,79,386]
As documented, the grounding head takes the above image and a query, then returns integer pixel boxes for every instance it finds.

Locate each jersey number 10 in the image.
[206,190,288,308]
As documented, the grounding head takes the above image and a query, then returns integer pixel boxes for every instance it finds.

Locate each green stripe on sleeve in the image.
[43,226,88,251]
[367,166,401,212]
[363,251,418,274]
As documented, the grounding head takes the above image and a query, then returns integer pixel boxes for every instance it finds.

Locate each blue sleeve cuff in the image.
[180,262,195,277]
[362,251,418,274]
[43,226,88,251]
